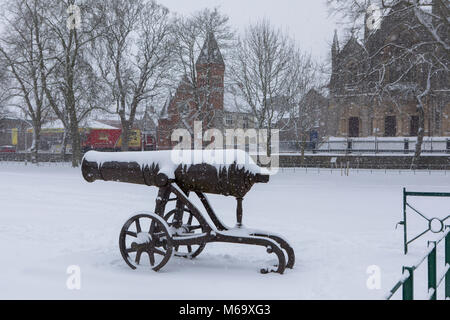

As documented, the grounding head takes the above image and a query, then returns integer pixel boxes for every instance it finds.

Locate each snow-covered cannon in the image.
[81,149,295,274]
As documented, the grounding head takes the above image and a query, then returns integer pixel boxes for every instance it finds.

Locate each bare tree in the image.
[0,59,13,115]
[0,0,53,163]
[34,0,105,166]
[229,19,315,156]
[94,0,173,152]
[327,0,449,168]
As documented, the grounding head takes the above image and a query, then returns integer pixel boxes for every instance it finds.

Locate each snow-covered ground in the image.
[0,163,448,300]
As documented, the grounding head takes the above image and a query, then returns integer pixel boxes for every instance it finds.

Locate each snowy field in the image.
[0,163,449,300]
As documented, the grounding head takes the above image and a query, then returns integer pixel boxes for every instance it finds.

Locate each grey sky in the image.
[0,0,339,60]
[159,0,338,60]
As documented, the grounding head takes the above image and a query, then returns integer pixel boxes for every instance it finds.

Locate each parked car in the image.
[0,145,16,153]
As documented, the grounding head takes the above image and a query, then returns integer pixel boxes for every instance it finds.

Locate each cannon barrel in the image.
[81,150,270,198]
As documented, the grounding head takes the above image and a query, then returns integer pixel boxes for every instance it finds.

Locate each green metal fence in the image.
[399,189,450,254]
[386,226,450,300]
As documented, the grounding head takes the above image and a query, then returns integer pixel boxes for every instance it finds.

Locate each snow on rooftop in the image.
[84,120,118,129]
[196,32,224,66]
[42,119,118,130]
[224,90,250,113]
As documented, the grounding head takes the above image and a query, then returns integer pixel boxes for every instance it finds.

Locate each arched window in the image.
[348,117,360,137]
[346,60,359,85]
[410,115,419,136]
[384,116,397,137]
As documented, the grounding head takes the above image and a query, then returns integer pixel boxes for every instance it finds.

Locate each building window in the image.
[384,116,397,137]
[346,61,358,86]
[434,108,441,135]
[348,117,360,137]
[225,114,234,126]
[243,116,249,129]
[410,116,419,137]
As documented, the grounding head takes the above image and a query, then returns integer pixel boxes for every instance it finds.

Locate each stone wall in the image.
[273,154,450,170]
[2,152,449,170]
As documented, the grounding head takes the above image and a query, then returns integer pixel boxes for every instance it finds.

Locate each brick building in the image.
[328,0,449,139]
[157,33,225,149]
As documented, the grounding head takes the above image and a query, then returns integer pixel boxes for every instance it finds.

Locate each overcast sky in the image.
[159,0,339,61]
[0,0,339,61]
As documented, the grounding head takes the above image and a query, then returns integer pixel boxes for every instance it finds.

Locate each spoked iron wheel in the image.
[119,213,173,272]
[164,208,208,259]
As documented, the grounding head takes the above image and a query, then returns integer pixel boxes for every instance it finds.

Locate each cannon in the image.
[82,149,295,274]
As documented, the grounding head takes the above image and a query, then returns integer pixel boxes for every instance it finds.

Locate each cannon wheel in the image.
[119,213,173,272]
[164,208,208,259]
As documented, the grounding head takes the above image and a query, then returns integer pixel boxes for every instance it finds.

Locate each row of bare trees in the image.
[0,0,321,165]
[0,0,106,165]
[94,0,173,152]
[0,0,172,166]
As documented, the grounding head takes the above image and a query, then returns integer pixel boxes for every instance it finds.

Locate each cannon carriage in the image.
[82,149,295,274]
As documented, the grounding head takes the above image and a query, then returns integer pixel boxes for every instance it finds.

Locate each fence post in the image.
[446,226,450,299]
[403,266,414,300]
[375,136,378,154]
[403,188,408,255]
[427,241,437,300]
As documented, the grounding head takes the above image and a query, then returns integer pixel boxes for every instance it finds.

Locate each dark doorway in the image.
[384,116,397,137]
[410,116,419,136]
[348,117,360,137]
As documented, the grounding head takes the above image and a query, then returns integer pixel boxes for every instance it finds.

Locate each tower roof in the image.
[196,32,225,67]
[160,92,172,119]
[332,29,340,53]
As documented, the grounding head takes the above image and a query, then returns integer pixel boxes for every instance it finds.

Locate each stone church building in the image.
[328,0,449,139]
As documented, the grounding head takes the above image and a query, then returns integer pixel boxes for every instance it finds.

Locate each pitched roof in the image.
[338,36,365,59]
[159,92,172,120]
[332,29,340,52]
[300,89,328,106]
[196,32,225,66]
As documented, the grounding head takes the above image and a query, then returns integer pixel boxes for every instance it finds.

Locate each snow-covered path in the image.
[0,163,448,300]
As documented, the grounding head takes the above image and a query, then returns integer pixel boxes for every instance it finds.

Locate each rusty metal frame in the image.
[153,181,295,274]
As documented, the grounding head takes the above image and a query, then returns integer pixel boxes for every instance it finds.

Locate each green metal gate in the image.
[387,188,450,300]
[386,227,449,300]
[399,189,450,255]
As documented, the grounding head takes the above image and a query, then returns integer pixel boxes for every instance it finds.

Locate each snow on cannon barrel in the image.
[81,149,270,198]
